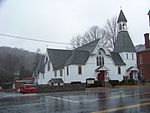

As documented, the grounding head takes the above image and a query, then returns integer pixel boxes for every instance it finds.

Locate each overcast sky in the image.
[0,0,149,53]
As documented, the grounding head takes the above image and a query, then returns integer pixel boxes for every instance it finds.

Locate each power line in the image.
[0,33,71,45]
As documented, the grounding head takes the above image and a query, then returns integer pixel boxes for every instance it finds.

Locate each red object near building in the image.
[98,71,105,81]
[19,84,37,94]
[137,33,150,82]
[130,71,133,79]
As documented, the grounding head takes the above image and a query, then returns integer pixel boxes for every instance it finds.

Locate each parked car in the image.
[19,84,37,94]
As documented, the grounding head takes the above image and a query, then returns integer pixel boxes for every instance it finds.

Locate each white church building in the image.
[35,10,138,85]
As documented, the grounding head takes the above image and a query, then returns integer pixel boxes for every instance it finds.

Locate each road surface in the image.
[0,85,149,113]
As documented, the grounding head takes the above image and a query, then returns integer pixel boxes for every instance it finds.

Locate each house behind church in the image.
[35,10,138,85]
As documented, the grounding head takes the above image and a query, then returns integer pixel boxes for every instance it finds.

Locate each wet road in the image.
[0,85,150,113]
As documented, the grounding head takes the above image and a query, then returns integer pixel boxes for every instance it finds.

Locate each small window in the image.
[123,23,126,29]
[67,66,69,75]
[119,24,122,30]
[48,61,50,71]
[78,65,82,75]
[54,70,57,77]
[43,74,44,79]
[118,66,121,74]
[60,70,63,76]
[98,51,102,55]
[126,53,128,59]
[132,54,134,60]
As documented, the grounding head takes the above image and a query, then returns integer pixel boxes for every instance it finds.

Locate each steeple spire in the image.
[113,10,135,53]
[117,10,127,32]
[117,10,127,23]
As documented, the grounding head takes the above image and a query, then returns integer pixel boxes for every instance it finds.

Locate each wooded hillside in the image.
[0,46,42,83]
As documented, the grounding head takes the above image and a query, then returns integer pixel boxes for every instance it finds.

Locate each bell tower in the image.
[117,10,127,32]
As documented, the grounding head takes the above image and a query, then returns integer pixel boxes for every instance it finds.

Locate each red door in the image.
[98,71,105,80]
[130,71,133,79]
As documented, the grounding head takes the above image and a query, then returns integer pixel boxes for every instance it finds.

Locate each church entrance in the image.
[129,71,133,79]
[98,71,105,81]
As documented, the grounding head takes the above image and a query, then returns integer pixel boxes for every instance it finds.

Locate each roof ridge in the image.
[74,38,100,50]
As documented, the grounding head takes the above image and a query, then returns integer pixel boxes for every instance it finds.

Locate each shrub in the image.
[109,80,119,86]
[127,79,136,85]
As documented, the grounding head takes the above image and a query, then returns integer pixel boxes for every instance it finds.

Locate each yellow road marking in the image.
[92,102,150,113]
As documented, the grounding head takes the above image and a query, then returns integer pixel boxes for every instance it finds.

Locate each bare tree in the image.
[70,17,117,50]
[102,17,117,50]
[70,35,83,49]
[82,26,102,44]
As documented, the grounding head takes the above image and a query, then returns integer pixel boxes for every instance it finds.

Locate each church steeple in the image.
[117,10,127,32]
[113,10,136,53]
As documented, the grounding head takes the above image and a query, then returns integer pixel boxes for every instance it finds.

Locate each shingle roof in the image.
[113,31,136,52]
[117,10,127,23]
[46,39,100,70]
[66,50,89,65]
[47,49,71,70]
[110,52,126,66]
[75,39,100,54]
[36,55,45,73]
[135,44,145,52]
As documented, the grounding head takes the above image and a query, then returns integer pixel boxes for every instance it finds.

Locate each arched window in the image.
[119,24,122,30]
[96,51,104,66]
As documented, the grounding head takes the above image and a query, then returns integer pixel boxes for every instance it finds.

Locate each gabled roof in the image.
[75,39,100,54]
[113,31,136,52]
[47,49,71,70]
[117,10,127,23]
[65,50,89,65]
[36,55,45,73]
[110,52,126,66]
[47,39,100,70]
[135,44,145,52]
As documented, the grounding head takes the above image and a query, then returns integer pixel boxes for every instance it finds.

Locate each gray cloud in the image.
[0,0,149,53]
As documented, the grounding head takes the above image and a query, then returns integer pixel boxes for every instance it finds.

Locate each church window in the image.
[97,51,104,66]
[60,70,63,76]
[43,74,44,79]
[119,24,122,30]
[126,53,128,59]
[67,66,69,75]
[78,65,82,75]
[132,54,134,60]
[48,61,50,71]
[123,23,126,29]
[118,66,121,74]
[54,70,57,77]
